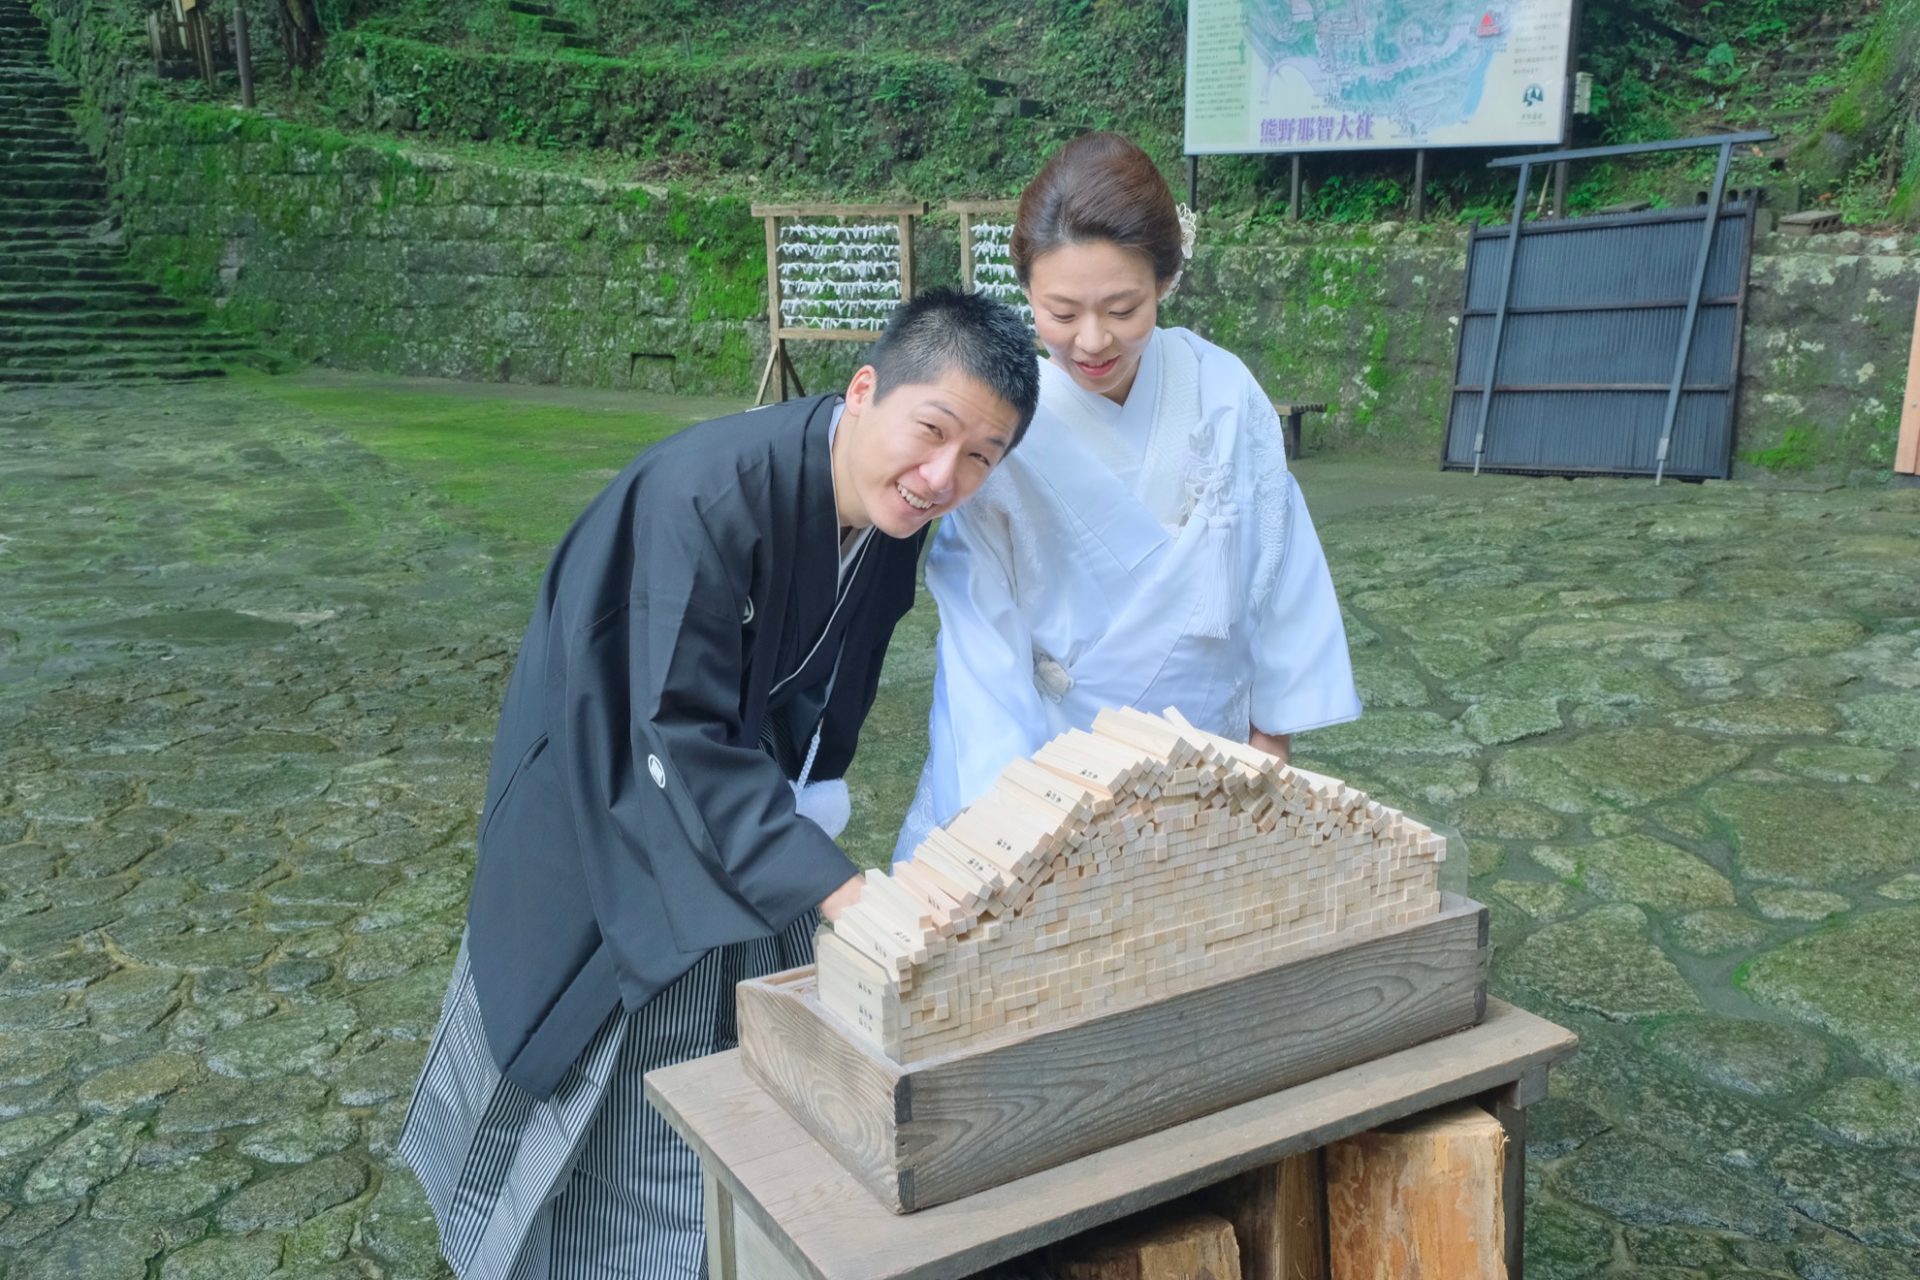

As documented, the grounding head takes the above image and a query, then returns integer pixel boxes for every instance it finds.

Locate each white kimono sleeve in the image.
[898,501,1052,859]
[1247,450,1362,739]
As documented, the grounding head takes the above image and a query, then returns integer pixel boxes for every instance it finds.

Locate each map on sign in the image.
[1185,0,1574,155]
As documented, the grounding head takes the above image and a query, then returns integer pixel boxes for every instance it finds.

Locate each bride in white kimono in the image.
[893,132,1361,862]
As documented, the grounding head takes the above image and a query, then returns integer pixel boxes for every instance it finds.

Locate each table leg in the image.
[705,1173,737,1280]
[1284,412,1304,461]
[1483,1065,1545,1280]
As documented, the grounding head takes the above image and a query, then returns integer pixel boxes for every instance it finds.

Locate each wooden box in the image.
[737,892,1489,1213]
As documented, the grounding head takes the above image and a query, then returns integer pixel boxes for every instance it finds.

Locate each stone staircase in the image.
[0,0,258,384]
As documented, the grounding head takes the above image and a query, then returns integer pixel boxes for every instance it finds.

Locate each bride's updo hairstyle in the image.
[1010,132,1184,290]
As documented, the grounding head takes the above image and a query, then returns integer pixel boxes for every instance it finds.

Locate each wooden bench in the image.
[1272,402,1326,461]
[646,998,1576,1280]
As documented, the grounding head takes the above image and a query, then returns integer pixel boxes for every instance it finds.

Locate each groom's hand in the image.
[819,873,864,923]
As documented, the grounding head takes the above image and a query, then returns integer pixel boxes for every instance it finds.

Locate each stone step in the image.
[0,295,184,319]
[0,321,242,346]
[0,142,93,160]
[0,84,77,103]
[0,261,127,284]
[0,209,103,231]
[0,126,81,145]
[0,164,102,185]
[0,241,128,263]
[538,16,578,34]
[0,196,104,217]
[0,362,229,385]
[0,334,253,359]
[0,305,201,328]
[0,275,164,299]
[2,177,108,199]
[0,226,105,245]
[0,100,77,118]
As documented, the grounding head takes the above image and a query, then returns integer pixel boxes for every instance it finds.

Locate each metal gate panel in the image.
[1445,389,1735,476]
[1456,306,1740,385]
[1444,132,1768,481]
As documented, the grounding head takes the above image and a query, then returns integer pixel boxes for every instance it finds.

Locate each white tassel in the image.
[1188,505,1238,639]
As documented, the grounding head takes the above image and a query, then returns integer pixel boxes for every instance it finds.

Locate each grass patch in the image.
[254,372,720,550]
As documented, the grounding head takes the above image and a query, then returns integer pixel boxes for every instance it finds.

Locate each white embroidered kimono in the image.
[892,326,1361,863]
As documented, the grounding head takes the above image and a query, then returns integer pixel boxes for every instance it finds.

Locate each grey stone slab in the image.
[157,1234,288,1280]
[239,1108,360,1164]
[154,1074,329,1135]
[1498,904,1702,1021]
[204,999,358,1079]
[1531,836,1734,910]
[214,1152,368,1231]
[90,1151,254,1222]
[1556,1133,1793,1241]
[1647,1016,1832,1098]
[1745,908,1920,1081]
[21,1115,142,1203]
[1705,782,1920,888]
[1808,1077,1920,1148]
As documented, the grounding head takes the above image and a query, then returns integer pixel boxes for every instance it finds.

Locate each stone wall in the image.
[110,109,769,392]
[104,111,1920,469]
[31,0,1920,471]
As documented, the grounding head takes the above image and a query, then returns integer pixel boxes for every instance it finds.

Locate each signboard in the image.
[1186,1,1576,155]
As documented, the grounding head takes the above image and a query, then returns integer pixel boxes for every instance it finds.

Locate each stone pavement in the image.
[1,379,1917,1278]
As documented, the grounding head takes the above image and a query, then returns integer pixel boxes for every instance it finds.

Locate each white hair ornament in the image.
[1166,202,1198,297]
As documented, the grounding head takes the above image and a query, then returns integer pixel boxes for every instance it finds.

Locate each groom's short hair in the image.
[868,287,1041,449]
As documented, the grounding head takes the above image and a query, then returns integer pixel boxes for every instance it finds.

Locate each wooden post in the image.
[232,0,255,108]
[1324,1103,1508,1280]
[1897,285,1920,478]
[1411,150,1427,222]
[1205,1151,1328,1280]
[1289,155,1302,222]
[1053,1209,1244,1280]
[756,213,783,405]
[958,216,976,293]
[897,214,915,302]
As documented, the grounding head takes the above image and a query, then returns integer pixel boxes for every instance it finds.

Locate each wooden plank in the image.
[1052,1209,1243,1280]
[738,961,912,1212]
[774,328,883,342]
[896,896,1489,1209]
[1898,285,1920,475]
[737,1199,813,1280]
[1325,1104,1507,1280]
[1204,1152,1326,1280]
[947,199,1020,216]
[752,202,929,217]
[645,999,1574,1280]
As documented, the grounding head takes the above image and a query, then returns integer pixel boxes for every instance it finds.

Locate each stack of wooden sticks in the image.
[818,707,1445,1062]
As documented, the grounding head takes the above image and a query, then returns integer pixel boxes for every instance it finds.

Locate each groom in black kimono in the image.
[400,288,1041,1280]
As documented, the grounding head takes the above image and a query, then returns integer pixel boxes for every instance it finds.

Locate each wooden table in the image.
[647,999,1577,1280]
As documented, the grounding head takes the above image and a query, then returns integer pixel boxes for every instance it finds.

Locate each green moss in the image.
[1745,425,1822,473]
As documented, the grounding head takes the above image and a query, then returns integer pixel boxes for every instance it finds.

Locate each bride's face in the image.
[1024,239,1166,405]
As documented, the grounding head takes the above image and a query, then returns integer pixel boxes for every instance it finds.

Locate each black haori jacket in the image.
[467,394,922,1098]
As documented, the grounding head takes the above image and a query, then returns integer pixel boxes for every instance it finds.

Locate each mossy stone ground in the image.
[2,377,1918,1275]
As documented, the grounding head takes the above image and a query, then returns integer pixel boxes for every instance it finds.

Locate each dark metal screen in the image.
[1443,133,1768,481]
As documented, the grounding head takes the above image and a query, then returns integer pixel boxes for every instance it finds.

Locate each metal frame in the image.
[1453,130,1771,481]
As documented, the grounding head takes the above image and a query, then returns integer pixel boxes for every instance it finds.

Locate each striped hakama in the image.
[400,914,817,1280]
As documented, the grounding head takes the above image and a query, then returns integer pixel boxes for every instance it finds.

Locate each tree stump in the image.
[1325,1103,1508,1280]
[1205,1150,1328,1280]
[1052,1208,1244,1280]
